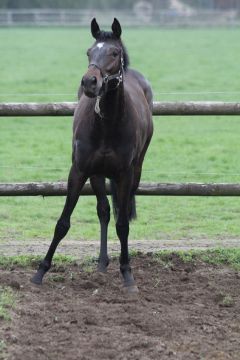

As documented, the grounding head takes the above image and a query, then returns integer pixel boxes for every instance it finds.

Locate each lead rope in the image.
[95,95,103,118]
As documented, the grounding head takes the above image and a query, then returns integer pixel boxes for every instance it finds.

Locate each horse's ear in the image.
[91,18,100,39]
[111,18,122,38]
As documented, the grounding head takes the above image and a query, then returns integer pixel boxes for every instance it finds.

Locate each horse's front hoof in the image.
[97,257,109,273]
[30,271,44,285]
[30,276,42,285]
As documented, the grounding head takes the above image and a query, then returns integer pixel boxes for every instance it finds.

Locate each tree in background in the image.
[182,0,240,9]
[0,0,169,10]
[0,0,132,9]
[1,0,239,10]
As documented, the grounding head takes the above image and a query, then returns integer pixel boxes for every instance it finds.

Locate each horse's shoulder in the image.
[77,85,83,100]
[73,96,95,134]
[75,95,95,115]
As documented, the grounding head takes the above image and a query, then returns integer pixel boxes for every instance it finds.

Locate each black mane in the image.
[97,31,129,70]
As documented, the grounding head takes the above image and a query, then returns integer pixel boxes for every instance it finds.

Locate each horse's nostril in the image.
[81,76,96,88]
[91,76,97,85]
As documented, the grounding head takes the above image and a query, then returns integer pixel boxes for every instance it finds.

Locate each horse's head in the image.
[81,18,125,98]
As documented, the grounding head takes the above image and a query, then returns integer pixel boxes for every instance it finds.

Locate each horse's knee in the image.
[116,220,129,240]
[97,200,110,224]
[54,218,70,239]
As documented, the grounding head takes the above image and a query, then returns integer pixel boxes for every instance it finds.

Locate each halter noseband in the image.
[88,54,124,92]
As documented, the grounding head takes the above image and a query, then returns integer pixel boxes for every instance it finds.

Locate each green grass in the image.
[0,287,15,321]
[0,339,7,360]
[195,248,240,270]
[0,248,239,270]
[0,254,76,269]
[154,248,240,270]
[1,28,240,243]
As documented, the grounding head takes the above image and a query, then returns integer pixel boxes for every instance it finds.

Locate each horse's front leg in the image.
[31,165,87,285]
[115,170,138,293]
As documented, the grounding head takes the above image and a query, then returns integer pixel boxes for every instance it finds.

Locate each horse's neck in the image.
[101,84,124,125]
[92,85,124,147]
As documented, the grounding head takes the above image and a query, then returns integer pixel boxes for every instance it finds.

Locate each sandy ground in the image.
[0,254,239,360]
[0,238,239,259]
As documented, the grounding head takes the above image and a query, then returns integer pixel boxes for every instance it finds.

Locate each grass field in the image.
[1,27,240,244]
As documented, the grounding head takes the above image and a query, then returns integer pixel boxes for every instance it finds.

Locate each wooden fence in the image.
[1,101,240,116]
[1,100,240,197]
[2,182,240,197]
[0,9,240,28]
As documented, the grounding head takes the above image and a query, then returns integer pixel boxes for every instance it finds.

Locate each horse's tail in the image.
[110,180,137,222]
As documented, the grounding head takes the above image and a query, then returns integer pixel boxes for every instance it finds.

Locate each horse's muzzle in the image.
[81,76,97,98]
[81,68,102,98]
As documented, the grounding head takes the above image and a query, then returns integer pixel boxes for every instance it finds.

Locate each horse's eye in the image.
[86,49,90,57]
[112,51,118,58]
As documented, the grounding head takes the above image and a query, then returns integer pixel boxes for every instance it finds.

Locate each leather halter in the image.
[88,54,124,118]
[88,54,124,92]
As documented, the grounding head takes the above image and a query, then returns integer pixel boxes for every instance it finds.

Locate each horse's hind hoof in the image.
[123,284,139,295]
[97,264,108,273]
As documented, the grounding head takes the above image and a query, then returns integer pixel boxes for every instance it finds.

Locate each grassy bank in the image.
[1,28,240,243]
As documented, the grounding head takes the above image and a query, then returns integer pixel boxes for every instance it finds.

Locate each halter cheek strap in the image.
[103,54,124,90]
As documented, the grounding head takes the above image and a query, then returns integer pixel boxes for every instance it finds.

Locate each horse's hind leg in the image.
[90,176,110,272]
[115,170,138,293]
[31,165,87,285]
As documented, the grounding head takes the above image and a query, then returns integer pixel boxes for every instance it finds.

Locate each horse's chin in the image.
[84,91,97,99]
[83,90,97,99]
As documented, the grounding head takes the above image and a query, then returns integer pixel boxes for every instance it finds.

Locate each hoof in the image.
[30,272,43,285]
[97,264,108,273]
[97,258,109,273]
[123,284,139,294]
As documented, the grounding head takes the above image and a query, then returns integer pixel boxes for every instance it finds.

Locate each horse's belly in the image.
[77,150,129,178]
[89,150,124,177]
[74,140,134,177]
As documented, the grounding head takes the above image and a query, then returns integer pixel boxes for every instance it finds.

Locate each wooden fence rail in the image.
[2,182,240,197]
[1,101,240,117]
[1,101,240,197]
[1,9,240,28]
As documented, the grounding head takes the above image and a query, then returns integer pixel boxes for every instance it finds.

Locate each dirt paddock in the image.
[0,253,240,360]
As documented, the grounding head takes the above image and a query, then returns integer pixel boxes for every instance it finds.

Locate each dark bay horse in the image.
[31,18,153,293]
